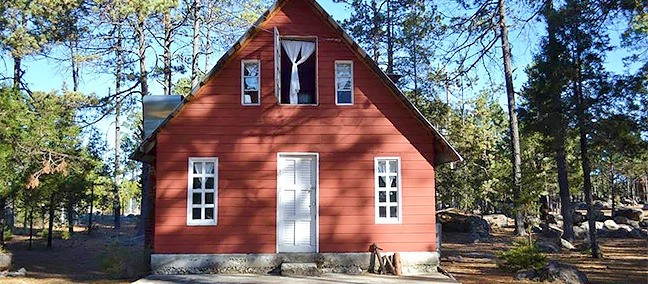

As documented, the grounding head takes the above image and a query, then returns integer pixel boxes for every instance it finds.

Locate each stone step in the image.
[280,262,323,276]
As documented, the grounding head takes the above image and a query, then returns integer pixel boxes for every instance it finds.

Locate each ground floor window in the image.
[187,157,218,226]
[375,157,401,224]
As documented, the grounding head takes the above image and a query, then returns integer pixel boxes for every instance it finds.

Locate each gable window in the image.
[278,38,317,105]
[241,60,260,105]
[335,61,353,105]
[375,157,401,224]
[187,157,218,226]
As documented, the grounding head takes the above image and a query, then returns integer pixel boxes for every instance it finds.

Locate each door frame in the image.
[276,152,319,253]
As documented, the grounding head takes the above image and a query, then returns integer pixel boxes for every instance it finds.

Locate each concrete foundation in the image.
[151,252,439,275]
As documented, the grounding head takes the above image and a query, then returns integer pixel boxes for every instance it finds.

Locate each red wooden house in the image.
[132,0,461,274]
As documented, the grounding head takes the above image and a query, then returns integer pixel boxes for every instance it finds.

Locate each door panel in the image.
[278,155,317,252]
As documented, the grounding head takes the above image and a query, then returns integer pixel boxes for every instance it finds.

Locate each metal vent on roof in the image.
[143,95,183,138]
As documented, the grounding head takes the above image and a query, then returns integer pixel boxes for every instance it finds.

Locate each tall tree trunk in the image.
[47,194,55,248]
[371,0,379,62]
[163,11,172,96]
[497,0,525,236]
[70,43,79,92]
[386,0,393,74]
[191,0,201,87]
[0,196,5,248]
[113,20,123,230]
[574,64,601,258]
[66,196,74,235]
[13,57,22,92]
[28,207,34,250]
[88,185,94,235]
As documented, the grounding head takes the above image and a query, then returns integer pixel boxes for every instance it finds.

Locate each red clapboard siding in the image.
[153,0,439,254]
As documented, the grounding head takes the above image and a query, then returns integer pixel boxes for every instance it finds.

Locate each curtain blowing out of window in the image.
[281,40,315,104]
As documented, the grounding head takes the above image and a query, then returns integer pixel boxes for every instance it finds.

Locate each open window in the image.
[274,29,317,105]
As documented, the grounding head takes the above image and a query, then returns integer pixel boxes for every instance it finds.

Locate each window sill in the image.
[186,220,218,226]
[375,219,402,224]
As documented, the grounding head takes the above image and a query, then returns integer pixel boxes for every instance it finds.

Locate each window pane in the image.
[192,192,201,205]
[389,191,397,202]
[337,91,352,104]
[377,161,386,173]
[205,192,214,204]
[192,208,201,220]
[379,191,386,202]
[244,90,259,104]
[389,176,397,188]
[204,162,215,174]
[390,206,398,218]
[378,176,386,188]
[336,63,351,77]
[205,208,214,220]
[379,206,387,218]
[192,178,202,189]
[193,162,202,174]
[389,160,398,173]
[337,77,351,90]
[205,177,215,189]
[244,63,258,76]
[244,77,259,90]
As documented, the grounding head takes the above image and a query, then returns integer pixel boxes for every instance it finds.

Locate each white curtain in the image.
[281,40,316,104]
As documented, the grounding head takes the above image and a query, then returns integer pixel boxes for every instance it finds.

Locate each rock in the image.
[537,239,561,253]
[538,261,588,284]
[597,228,629,238]
[595,221,604,230]
[593,200,611,210]
[541,223,564,239]
[447,255,464,262]
[621,198,636,205]
[560,238,576,250]
[618,224,633,233]
[593,210,607,222]
[639,220,648,228]
[630,228,648,239]
[574,202,587,210]
[531,225,542,234]
[573,225,588,239]
[437,209,491,242]
[603,220,619,231]
[0,252,11,271]
[4,268,26,277]
[643,204,648,210]
[515,268,537,281]
[482,214,510,228]
[572,211,586,224]
[613,207,643,222]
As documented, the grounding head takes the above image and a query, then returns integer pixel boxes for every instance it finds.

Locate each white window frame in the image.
[241,60,261,106]
[187,157,218,226]
[335,60,354,105]
[374,157,402,224]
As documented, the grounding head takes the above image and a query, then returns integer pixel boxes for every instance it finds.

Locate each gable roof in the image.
[131,0,462,166]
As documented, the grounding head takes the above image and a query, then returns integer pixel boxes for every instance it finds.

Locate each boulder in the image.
[593,210,607,222]
[603,220,619,231]
[630,228,648,239]
[613,216,640,228]
[437,209,491,242]
[617,224,633,233]
[538,261,588,284]
[536,239,561,253]
[515,269,537,281]
[573,202,587,210]
[621,198,636,205]
[0,252,11,271]
[613,207,643,222]
[482,214,510,228]
[639,220,648,228]
[560,238,576,250]
[541,223,564,239]
[643,204,648,210]
[572,211,586,224]
[573,225,588,240]
[597,228,629,238]
[593,200,611,210]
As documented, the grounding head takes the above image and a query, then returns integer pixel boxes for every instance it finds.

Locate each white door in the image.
[277,155,317,253]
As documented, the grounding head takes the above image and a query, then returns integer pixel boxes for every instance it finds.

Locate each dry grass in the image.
[440,228,648,284]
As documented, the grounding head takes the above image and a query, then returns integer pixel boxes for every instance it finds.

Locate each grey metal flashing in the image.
[131,0,461,165]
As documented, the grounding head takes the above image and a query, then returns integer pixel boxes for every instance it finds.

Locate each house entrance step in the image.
[280,262,323,276]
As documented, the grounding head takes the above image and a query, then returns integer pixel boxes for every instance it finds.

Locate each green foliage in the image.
[497,240,547,272]
[100,241,148,279]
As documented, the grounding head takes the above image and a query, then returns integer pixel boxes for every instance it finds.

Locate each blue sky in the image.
[0,0,637,151]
